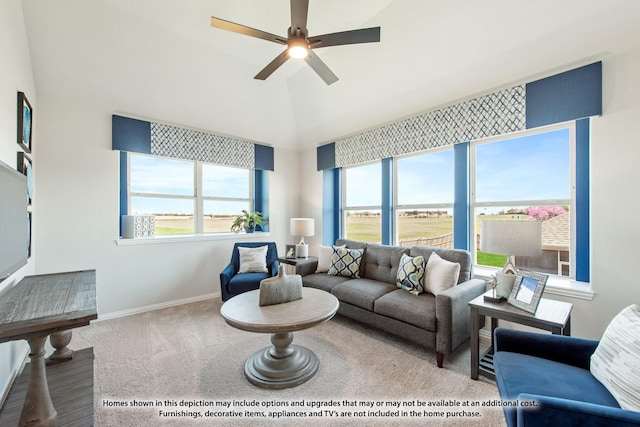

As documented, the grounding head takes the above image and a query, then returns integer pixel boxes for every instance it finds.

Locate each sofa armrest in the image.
[494,328,599,370]
[295,259,319,276]
[219,263,235,301]
[435,278,487,356]
[516,394,640,427]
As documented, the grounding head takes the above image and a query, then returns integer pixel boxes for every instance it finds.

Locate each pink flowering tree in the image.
[526,205,567,221]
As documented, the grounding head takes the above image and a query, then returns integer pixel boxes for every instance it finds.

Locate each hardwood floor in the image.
[0,347,94,427]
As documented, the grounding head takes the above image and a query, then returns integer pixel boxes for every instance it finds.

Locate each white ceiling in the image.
[21,0,640,151]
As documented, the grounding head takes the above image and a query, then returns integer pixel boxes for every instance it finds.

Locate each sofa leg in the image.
[436,352,444,368]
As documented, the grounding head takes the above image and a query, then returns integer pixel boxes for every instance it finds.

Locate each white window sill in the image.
[473,265,594,301]
[115,231,271,246]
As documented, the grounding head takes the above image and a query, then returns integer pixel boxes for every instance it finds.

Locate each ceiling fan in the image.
[210,0,381,85]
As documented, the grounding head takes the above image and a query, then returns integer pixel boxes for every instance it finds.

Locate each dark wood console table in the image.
[0,270,97,426]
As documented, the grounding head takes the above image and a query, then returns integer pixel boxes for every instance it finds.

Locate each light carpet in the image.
[70,298,504,426]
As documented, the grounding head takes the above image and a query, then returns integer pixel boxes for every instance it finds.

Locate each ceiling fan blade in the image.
[308,27,381,49]
[304,50,338,85]
[290,0,309,35]
[254,50,290,80]
[211,17,287,44]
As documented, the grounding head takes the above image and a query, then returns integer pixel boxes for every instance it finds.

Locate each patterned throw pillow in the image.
[328,247,364,278]
[590,304,640,411]
[238,245,268,273]
[396,253,425,295]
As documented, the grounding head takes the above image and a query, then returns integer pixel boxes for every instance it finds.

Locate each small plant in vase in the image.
[230,210,265,233]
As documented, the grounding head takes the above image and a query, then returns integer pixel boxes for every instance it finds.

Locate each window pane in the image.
[130,155,194,196]
[345,163,381,207]
[203,200,250,233]
[130,197,194,234]
[475,205,570,276]
[345,210,381,243]
[397,150,454,204]
[397,208,453,248]
[202,164,249,198]
[476,129,570,202]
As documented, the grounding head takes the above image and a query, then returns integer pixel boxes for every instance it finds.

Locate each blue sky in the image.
[129,155,249,215]
[346,128,570,208]
[131,128,570,215]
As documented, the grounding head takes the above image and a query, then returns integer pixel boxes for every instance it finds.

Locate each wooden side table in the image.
[469,290,572,380]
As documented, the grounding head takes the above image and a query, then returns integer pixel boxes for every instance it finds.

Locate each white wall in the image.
[33,96,301,316]
[0,0,36,405]
[300,46,640,340]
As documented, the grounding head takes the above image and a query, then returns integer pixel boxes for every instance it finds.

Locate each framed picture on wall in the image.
[28,211,32,258]
[17,91,33,153]
[17,152,33,205]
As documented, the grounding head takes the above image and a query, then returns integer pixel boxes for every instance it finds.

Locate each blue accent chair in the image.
[493,327,640,427]
[219,242,279,301]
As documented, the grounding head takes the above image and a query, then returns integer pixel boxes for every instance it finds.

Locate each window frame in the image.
[393,146,455,247]
[125,152,254,236]
[469,122,576,279]
[342,160,382,243]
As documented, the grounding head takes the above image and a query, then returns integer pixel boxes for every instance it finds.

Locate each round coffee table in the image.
[220,287,339,389]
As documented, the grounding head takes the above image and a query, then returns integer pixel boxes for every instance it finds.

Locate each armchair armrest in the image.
[220,263,235,287]
[269,259,280,277]
[436,278,487,356]
[517,394,640,427]
[295,259,319,276]
[494,328,599,370]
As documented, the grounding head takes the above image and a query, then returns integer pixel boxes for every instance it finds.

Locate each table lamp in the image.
[290,218,314,258]
[480,220,542,300]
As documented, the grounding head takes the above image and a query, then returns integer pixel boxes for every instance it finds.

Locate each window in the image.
[127,153,252,235]
[395,149,454,248]
[343,162,381,243]
[202,164,251,233]
[472,125,574,277]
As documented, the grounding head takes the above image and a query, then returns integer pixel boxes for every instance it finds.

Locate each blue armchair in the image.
[493,327,640,427]
[219,242,279,301]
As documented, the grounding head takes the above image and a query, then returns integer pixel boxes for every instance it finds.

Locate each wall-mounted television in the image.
[0,159,28,282]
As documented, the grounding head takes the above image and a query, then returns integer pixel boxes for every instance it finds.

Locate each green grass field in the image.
[153,213,509,268]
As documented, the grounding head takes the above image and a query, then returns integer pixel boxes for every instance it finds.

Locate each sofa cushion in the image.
[238,245,268,273]
[424,252,460,295]
[363,243,409,285]
[328,247,364,278]
[374,289,436,331]
[591,304,640,411]
[302,272,351,293]
[331,278,397,311]
[396,253,425,295]
[409,247,472,284]
[227,272,271,295]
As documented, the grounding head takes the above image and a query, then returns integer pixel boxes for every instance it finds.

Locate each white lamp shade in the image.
[480,220,542,256]
[290,218,315,237]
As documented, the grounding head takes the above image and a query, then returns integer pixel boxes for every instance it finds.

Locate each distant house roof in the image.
[542,213,569,251]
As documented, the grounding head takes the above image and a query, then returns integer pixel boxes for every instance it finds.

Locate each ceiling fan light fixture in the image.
[288,38,309,59]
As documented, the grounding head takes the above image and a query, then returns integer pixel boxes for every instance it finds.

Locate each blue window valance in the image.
[112,115,274,171]
[317,62,602,170]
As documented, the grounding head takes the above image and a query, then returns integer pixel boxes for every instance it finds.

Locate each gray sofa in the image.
[296,239,486,368]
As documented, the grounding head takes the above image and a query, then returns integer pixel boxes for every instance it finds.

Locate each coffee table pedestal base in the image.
[244,332,319,389]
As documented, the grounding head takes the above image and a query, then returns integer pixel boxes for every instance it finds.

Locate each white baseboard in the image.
[97,292,219,321]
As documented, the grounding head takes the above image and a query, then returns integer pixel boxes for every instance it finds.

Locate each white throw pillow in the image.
[238,245,268,273]
[424,252,460,295]
[590,304,640,411]
[316,245,345,273]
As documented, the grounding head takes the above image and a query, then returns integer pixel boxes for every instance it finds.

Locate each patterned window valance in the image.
[112,115,274,171]
[318,62,602,169]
